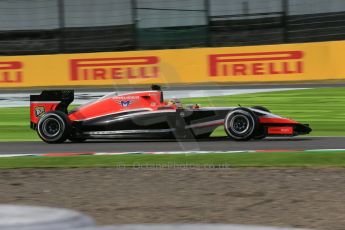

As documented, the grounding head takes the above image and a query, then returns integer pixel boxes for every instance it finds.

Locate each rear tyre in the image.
[224,108,258,141]
[37,111,70,144]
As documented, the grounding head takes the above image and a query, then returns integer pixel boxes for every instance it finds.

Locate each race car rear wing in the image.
[30,90,74,129]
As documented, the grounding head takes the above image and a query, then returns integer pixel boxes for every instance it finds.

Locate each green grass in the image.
[0,87,344,141]
[0,107,36,141]
[1,151,345,168]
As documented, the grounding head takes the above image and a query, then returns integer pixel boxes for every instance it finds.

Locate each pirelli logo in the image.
[209,51,304,77]
[70,56,160,81]
[0,61,23,83]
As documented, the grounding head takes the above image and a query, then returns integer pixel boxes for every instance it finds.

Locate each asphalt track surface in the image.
[0,137,344,155]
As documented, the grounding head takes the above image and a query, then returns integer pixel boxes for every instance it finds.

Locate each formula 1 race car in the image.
[30,85,311,143]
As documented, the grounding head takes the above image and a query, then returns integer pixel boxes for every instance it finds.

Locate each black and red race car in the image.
[30,85,311,143]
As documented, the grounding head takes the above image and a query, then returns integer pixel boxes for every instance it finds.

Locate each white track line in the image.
[1,148,345,158]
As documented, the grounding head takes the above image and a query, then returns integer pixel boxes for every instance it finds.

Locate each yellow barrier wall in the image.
[0,40,345,88]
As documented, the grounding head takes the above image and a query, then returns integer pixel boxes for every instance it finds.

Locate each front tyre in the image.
[224,108,258,141]
[37,111,70,143]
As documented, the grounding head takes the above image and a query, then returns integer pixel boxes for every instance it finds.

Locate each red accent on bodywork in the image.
[268,126,293,135]
[259,117,299,124]
[69,91,167,121]
[30,102,59,124]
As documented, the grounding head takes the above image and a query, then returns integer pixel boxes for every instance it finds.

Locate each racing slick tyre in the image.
[224,108,258,141]
[37,111,70,144]
[252,105,270,113]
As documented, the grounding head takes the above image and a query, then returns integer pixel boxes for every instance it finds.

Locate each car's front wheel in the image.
[224,108,258,141]
[37,111,70,143]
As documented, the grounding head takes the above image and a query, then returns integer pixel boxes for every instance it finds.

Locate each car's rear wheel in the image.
[224,108,258,141]
[37,111,70,144]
